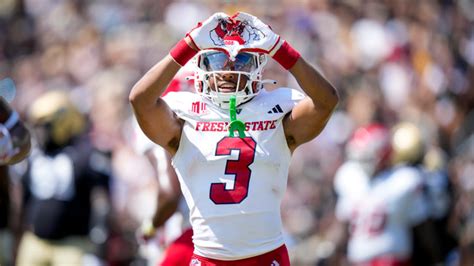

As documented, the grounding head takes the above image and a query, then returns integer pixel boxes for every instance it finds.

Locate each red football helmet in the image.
[346,123,392,175]
[161,68,195,97]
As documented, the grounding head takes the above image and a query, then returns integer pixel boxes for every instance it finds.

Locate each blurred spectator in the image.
[450,134,474,266]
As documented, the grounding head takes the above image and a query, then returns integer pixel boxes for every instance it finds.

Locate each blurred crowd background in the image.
[1,0,474,265]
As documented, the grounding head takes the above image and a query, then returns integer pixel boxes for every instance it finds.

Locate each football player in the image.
[15,90,111,265]
[135,68,194,266]
[130,12,338,265]
[391,122,456,265]
[136,143,193,266]
[332,123,439,266]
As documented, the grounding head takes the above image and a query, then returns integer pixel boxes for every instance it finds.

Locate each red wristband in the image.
[272,41,301,70]
[170,39,198,66]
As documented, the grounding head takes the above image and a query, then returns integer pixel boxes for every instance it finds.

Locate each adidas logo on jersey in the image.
[267,104,284,114]
[271,260,280,266]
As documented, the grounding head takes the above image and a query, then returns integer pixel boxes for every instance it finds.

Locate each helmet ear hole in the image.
[198,81,203,93]
[251,81,258,93]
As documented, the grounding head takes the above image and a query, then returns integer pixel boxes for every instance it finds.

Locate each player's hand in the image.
[187,12,234,51]
[136,219,157,244]
[231,12,281,55]
[170,12,234,66]
[231,12,301,70]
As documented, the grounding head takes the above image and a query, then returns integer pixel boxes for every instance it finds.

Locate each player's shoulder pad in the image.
[257,87,305,114]
[389,166,424,194]
[334,161,369,196]
[162,91,200,117]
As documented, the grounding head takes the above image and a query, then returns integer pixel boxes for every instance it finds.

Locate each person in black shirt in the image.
[14,90,111,265]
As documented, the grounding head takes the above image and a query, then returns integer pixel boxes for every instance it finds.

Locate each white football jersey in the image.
[334,164,430,263]
[163,88,304,260]
[334,161,371,221]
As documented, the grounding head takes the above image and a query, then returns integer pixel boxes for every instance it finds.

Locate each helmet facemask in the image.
[194,50,268,109]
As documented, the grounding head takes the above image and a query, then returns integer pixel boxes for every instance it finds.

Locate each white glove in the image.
[136,219,157,244]
[172,12,300,69]
[231,12,301,69]
[171,13,235,65]
[187,12,234,51]
[230,12,283,56]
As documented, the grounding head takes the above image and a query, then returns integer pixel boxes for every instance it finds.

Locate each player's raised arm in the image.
[285,57,339,150]
[130,13,234,155]
[233,12,339,151]
[129,53,183,155]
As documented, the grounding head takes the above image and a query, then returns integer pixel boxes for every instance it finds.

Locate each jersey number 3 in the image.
[210,137,256,204]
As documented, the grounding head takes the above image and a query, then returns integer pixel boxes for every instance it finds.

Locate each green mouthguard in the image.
[228,95,246,138]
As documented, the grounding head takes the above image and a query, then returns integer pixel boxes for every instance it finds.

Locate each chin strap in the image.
[228,95,246,138]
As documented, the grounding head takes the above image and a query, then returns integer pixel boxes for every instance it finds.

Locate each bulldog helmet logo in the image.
[234,20,266,44]
[209,20,266,47]
[209,19,234,46]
